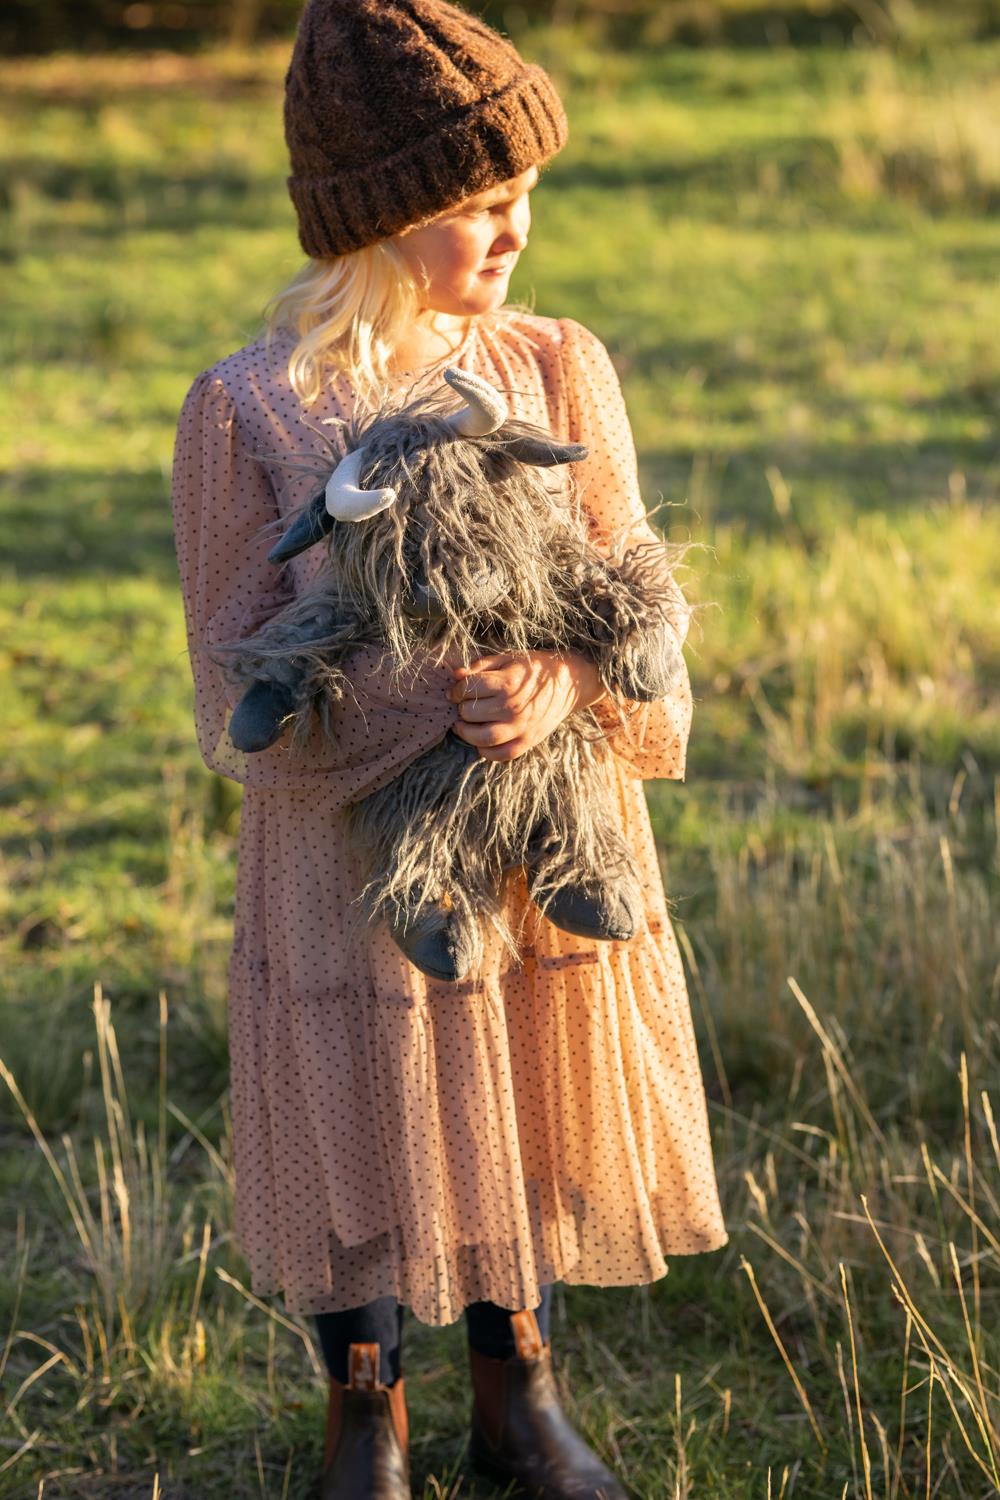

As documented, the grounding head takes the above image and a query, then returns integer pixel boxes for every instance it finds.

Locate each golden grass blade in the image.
[60,1135,101,1269]
[892,1310,912,1500]
[215,1268,323,1377]
[187,1219,212,1353]
[158,991,168,1173]
[920,1349,998,1492]
[929,1165,1000,1259]
[913,1233,942,1289]
[0,1061,95,1260]
[8,1332,79,1382]
[93,987,126,1206]
[676,924,732,1108]
[840,1263,874,1500]
[0,1429,42,1477]
[740,1257,826,1452]
[861,1197,961,1368]
[948,1242,997,1479]
[674,1371,688,1500]
[2,1352,66,1427]
[925,1369,933,1500]
[869,1410,892,1500]
[982,1092,1000,1175]
[167,1102,230,1182]
[900,1303,997,1491]
[787,978,887,1147]
[836,1341,860,1498]
[746,1222,837,1302]
[0,1235,29,1387]
[958,1056,981,1343]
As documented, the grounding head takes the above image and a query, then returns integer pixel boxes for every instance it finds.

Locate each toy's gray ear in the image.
[502,437,589,468]
[267,491,334,563]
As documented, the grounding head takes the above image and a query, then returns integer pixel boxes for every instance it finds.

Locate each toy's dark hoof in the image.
[613,633,685,703]
[532,881,639,943]
[229,679,295,752]
[386,903,475,983]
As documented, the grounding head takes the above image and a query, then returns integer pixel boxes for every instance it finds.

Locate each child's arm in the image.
[170,369,455,799]
[557,318,693,782]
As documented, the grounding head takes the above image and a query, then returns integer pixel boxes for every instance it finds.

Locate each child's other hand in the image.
[447,650,604,761]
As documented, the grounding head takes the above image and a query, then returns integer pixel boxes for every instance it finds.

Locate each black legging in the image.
[315,1284,555,1386]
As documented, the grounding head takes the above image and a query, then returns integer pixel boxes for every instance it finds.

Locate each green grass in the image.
[1,23,999,1499]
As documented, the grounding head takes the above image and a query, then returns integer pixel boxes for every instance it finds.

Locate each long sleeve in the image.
[169,369,455,798]
[557,318,693,782]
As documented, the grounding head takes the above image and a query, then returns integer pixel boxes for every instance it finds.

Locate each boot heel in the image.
[468,1431,507,1479]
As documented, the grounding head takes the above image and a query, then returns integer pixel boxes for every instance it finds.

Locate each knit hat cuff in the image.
[288,64,567,259]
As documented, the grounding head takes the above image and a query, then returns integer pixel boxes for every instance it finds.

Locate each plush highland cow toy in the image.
[211,368,684,983]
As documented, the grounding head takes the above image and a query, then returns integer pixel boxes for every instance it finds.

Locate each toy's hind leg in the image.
[348,732,504,982]
[523,739,642,944]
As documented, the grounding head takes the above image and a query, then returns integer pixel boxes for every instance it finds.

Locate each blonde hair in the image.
[262,240,525,413]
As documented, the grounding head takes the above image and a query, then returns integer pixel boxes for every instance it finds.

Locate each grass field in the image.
[1,17,999,1498]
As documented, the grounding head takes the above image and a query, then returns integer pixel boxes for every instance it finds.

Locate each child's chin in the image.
[469,277,510,310]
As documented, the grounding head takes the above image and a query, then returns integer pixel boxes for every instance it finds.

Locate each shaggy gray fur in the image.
[210,379,685,968]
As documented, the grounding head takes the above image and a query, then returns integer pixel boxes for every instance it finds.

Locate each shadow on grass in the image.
[2,153,281,236]
[4,424,997,584]
[3,465,178,579]
[637,433,1000,529]
[552,136,1000,218]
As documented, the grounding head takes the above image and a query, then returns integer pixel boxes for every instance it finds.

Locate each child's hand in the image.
[447,650,604,761]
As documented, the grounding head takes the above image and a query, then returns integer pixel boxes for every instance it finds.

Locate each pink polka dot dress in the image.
[169,311,728,1325]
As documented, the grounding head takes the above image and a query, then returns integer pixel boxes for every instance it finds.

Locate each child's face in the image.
[393,165,538,317]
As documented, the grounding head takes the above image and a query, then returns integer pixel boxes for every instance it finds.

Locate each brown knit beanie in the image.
[284,0,568,258]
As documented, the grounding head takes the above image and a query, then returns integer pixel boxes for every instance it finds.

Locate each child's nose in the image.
[493,219,529,255]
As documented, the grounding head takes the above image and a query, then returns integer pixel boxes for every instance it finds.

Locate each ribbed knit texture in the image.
[284,0,568,258]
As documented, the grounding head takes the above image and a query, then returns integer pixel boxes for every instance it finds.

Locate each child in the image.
[169,2,727,1495]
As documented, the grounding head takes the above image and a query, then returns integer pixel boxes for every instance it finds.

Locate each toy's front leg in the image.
[229,677,298,752]
[579,555,687,705]
[217,596,350,753]
[610,617,686,704]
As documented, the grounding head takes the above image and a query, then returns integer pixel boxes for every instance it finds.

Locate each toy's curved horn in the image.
[267,491,334,563]
[443,367,508,437]
[324,446,397,523]
[503,437,589,468]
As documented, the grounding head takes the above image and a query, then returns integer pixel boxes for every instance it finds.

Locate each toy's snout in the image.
[403,559,509,622]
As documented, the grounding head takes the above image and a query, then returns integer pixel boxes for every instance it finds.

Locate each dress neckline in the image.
[388,317,478,384]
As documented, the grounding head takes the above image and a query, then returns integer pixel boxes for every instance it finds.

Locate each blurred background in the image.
[2,2,998,1495]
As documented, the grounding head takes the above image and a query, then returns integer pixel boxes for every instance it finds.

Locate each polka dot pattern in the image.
[169,311,728,1326]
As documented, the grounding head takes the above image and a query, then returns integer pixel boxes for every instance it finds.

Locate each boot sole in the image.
[469,1428,628,1499]
[469,1439,537,1496]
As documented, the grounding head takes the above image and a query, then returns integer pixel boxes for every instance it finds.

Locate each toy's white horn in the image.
[324,446,397,523]
[443,367,508,437]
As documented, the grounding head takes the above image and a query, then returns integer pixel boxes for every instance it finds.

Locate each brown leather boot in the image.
[321,1341,411,1499]
[467,1309,628,1499]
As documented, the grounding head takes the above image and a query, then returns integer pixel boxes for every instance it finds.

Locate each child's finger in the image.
[457,697,516,724]
[454,653,520,676]
[448,670,509,702]
[478,737,528,762]
[451,718,518,749]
